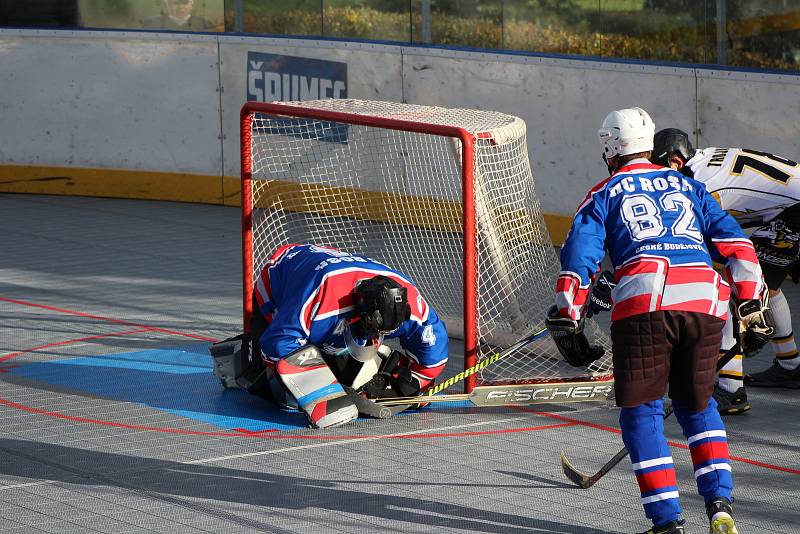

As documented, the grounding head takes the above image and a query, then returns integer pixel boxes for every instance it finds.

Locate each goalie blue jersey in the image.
[557,161,764,322]
[253,244,448,384]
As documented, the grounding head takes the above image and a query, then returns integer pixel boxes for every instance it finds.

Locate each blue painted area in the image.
[9,343,308,431]
[9,343,465,432]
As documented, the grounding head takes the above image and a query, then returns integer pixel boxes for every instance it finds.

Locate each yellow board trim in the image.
[0,164,574,244]
[0,165,230,206]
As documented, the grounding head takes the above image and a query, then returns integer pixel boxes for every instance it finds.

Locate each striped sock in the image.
[620,401,682,526]
[674,398,733,504]
[768,291,800,371]
[718,353,744,393]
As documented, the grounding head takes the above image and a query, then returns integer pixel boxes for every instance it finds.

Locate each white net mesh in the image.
[244,99,612,386]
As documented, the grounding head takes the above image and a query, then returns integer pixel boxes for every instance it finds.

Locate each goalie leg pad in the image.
[321,350,383,391]
[209,333,262,389]
[349,351,382,390]
[276,345,358,429]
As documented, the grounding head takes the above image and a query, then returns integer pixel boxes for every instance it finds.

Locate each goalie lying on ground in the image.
[211,244,448,429]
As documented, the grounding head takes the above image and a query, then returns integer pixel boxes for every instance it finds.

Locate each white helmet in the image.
[598,107,655,159]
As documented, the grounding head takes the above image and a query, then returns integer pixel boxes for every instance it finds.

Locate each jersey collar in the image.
[614,158,661,175]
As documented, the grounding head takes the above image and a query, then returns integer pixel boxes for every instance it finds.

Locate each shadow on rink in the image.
[0,438,616,534]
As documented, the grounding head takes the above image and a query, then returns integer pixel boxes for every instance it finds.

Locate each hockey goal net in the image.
[241,99,612,398]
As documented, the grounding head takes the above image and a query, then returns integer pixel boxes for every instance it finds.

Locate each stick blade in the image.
[559,450,594,489]
[343,386,392,419]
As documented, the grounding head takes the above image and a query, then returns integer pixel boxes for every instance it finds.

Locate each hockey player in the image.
[212,244,449,429]
[548,108,771,534]
[652,129,800,414]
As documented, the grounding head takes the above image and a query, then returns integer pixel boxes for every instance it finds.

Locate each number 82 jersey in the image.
[557,161,764,323]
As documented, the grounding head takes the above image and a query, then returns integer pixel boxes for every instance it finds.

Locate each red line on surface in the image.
[0,328,156,362]
[393,422,576,438]
[0,296,217,342]
[514,407,800,476]
[665,441,800,475]
[0,396,574,440]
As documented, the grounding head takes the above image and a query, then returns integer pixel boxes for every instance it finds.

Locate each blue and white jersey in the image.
[253,244,448,384]
[557,160,764,322]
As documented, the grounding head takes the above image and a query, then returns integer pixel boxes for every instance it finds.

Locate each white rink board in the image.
[696,69,800,157]
[0,29,798,217]
[0,30,221,174]
[217,36,405,182]
[402,50,697,213]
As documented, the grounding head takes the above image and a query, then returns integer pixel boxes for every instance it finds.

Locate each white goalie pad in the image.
[348,347,385,390]
[276,345,358,429]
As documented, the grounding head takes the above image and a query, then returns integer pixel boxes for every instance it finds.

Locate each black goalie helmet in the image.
[353,275,412,335]
[652,128,695,167]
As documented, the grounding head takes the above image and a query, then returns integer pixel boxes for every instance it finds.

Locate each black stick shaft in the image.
[562,343,740,488]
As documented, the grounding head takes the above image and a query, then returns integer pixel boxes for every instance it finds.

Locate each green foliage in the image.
[233,4,795,71]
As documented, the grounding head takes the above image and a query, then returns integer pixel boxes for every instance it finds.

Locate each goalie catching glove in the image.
[735,296,775,357]
[358,350,421,399]
[546,306,605,367]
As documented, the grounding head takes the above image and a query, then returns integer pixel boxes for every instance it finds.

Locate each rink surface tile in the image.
[1,194,798,534]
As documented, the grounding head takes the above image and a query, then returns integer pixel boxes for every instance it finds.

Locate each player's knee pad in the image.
[276,345,358,429]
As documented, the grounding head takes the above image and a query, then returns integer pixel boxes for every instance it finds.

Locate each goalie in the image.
[211,244,448,429]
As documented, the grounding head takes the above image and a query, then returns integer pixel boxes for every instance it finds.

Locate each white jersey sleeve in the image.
[687,147,800,227]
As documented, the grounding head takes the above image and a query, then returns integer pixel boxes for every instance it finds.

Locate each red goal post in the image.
[240,99,613,399]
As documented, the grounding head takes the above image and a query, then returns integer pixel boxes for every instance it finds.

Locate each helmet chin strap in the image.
[602,153,619,175]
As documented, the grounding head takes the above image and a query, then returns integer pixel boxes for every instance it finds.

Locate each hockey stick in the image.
[342,385,410,418]
[373,326,549,405]
[559,343,741,489]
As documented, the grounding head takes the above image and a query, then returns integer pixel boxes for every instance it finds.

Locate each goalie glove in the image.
[545,306,605,367]
[735,297,775,358]
[358,350,421,399]
[586,270,615,317]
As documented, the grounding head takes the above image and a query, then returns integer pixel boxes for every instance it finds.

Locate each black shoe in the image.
[706,497,738,533]
[744,359,800,388]
[637,519,685,534]
[713,384,750,415]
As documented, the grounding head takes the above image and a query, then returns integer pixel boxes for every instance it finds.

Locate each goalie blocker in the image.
[545,306,605,367]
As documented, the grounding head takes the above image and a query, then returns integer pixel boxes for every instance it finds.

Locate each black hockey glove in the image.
[358,350,421,399]
[545,306,605,367]
[586,271,615,317]
[735,298,775,357]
